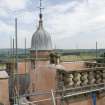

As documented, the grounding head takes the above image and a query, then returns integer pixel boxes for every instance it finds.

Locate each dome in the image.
[31,14,52,51]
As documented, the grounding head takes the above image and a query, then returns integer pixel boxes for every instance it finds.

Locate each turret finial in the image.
[39,0,44,20]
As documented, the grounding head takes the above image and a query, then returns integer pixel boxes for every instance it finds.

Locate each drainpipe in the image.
[91,92,96,105]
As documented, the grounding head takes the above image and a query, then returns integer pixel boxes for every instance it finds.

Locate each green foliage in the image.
[61,52,96,61]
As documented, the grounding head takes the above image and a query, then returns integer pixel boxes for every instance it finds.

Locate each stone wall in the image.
[0,78,9,105]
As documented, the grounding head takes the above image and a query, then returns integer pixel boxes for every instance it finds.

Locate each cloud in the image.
[16,11,37,24]
[42,0,105,49]
[0,0,28,10]
[0,21,14,34]
[0,19,33,48]
[0,8,8,17]
[0,0,105,49]
[43,0,88,39]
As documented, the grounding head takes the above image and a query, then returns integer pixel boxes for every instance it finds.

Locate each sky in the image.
[0,0,105,49]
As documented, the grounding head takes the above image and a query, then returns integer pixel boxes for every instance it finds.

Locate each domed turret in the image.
[31,13,52,51]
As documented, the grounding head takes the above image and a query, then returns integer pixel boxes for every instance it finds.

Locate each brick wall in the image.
[0,78,10,105]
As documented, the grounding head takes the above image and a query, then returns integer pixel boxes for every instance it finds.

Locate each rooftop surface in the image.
[0,71,8,79]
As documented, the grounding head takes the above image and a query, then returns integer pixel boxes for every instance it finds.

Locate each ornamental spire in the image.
[39,0,44,21]
[38,0,44,28]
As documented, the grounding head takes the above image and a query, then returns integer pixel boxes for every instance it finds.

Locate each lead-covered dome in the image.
[31,14,52,51]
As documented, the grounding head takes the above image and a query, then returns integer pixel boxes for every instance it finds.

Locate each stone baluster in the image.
[102,70,105,83]
[73,72,81,86]
[64,74,74,88]
[88,71,95,84]
[95,71,102,84]
[81,72,88,86]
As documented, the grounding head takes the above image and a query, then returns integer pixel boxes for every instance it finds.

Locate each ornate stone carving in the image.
[73,73,81,86]
[88,72,95,84]
[81,72,88,85]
